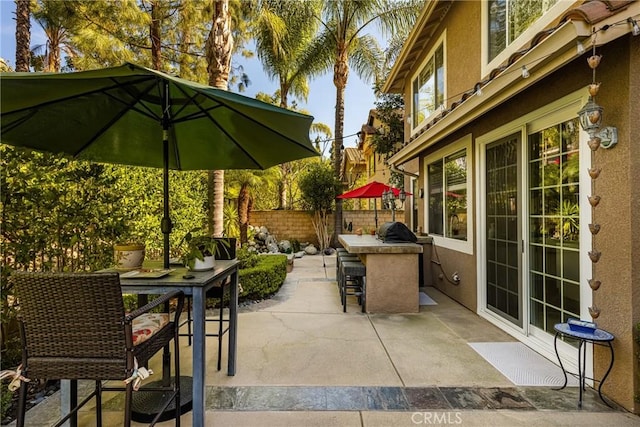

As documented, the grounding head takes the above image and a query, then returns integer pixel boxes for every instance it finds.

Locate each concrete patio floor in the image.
[15,253,640,426]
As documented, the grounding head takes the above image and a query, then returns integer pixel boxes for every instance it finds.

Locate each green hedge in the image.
[239,255,287,301]
[202,254,287,308]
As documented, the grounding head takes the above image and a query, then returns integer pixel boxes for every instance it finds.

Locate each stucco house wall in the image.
[385,0,639,413]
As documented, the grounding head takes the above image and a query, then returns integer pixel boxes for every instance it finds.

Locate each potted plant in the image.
[179,229,236,271]
[179,230,217,271]
[114,243,146,269]
[213,237,237,260]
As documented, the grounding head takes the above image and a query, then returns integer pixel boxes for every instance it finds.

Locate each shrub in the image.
[239,255,287,301]
[237,247,259,269]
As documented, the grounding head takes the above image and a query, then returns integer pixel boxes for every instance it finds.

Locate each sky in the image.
[0,1,380,150]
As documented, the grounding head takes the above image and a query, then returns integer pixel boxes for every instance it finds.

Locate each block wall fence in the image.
[250,210,404,246]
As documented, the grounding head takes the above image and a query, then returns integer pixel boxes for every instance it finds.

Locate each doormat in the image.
[468,342,578,386]
[419,292,437,306]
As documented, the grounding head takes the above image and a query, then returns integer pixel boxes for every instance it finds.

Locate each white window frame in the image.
[474,89,593,371]
[480,1,573,78]
[410,31,447,136]
[423,134,473,254]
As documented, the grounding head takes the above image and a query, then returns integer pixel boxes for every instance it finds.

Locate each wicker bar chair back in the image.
[10,272,184,427]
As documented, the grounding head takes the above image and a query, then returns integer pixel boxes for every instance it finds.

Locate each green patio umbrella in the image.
[0,62,318,268]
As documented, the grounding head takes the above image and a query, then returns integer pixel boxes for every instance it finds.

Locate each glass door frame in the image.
[477,123,529,337]
[475,91,593,368]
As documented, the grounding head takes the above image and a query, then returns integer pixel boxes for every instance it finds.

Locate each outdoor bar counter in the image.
[338,234,423,313]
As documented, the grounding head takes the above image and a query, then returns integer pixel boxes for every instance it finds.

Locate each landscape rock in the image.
[304,244,318,255]
[278,240,291,253]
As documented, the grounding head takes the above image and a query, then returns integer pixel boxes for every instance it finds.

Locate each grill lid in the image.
[377,222,417,243]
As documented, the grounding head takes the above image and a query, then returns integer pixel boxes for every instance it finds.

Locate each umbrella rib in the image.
[2,76,156,116]
[171,84,265,168]
[184,88,316,155]
[1,109,38,136]
[169,90,204,121]
[106,77,163,121]
[73,81,160,157]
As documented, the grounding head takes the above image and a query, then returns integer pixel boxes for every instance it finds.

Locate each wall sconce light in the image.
[521,65,530,79]
[629,17,640,36]
[577,97,618,149]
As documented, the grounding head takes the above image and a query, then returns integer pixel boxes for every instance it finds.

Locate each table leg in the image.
[597,341,615,408]
[191,287,206,427]
[552,332,568,390]
[578,340,585,408]
[228,269,238,376]
[60,379,77,427]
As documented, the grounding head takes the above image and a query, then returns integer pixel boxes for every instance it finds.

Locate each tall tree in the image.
[305,0,420,242]
[205,0,233,238]
[15,0,31,72]
[253,0,322,209]
[32,0,80,72]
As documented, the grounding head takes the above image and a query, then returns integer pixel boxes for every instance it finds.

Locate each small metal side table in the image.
[553,322,614,408]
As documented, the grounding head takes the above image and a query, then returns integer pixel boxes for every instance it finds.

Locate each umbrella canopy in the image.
[337,181,406,199]
[0,62,316,170]
[337,181,411,228]
[1,62,318,267]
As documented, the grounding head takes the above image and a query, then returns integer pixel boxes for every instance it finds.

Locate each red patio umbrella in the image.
[337,181,411,228]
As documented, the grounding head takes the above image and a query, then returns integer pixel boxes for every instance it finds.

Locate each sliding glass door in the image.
[528,119,581,334]
[485,134,521,327]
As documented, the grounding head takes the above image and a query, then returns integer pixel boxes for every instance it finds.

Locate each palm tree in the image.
[15,0,31,72]
[205,0,233,238]
[226,169,276,245]
[32,0,80,72]
[253,0,323,210]
[305,0,420,241]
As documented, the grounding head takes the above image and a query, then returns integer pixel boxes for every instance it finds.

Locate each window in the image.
[412,42,444,129]
[368,154,376,177]
[488,0,558,62]
[427,149,468,241]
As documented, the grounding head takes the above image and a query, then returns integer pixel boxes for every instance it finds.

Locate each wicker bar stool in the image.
[340,260,366,312]
[10,272,184,427]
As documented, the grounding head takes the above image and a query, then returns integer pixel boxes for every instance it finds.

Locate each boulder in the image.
[278,240,292,253]
[304,244,318,255]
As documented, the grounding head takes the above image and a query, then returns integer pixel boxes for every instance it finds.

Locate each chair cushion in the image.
[132,313,169,345]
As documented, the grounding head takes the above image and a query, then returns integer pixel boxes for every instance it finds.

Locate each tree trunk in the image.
[14,0,31,72]
[48,40,60,72]
[150,0,161,71]
[238,182,250,245]
[277,85,290,209]
[206,0,233,238]
[332,51,348,246]
[208,170,225,237]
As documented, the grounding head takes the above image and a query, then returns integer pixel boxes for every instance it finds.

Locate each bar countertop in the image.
[338,234,423,254]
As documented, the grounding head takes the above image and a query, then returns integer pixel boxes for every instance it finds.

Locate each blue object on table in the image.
[567,318,597,334]
[553,322,614,408]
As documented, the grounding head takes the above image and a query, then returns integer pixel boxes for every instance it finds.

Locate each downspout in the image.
[390,164,419,178]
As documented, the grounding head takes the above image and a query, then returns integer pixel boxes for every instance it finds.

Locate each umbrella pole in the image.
[374,202,378,229]
[161,82,172,270]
